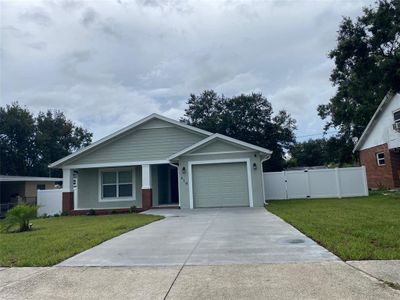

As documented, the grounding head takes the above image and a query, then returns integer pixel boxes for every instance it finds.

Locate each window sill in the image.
[98,197,136,203]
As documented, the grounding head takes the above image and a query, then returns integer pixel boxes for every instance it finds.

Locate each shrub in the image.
[41,213,49,219]
[1,204,39,233]
[129,206,137,213]
[86,209,96,216]
[111,210,118,214]
[61,211,69,216]
[53,213,60,217]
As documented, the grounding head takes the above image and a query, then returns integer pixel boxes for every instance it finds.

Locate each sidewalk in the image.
[1,261,399,299]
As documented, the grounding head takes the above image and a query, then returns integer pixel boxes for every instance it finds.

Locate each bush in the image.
[61,211,69,216]
[111,210,117,214]
[129,206,137,213]
[41,213,49,219]
[86,209,96,216]
[53,213,60,217]
[1,204,39,233]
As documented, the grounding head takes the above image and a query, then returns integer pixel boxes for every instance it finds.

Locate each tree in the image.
[0,102,93,177]
[288,137,354,167]
[318,0,400,163]
[35,110,92,176]
[0,103,36,176]
[289,139,328,167]
[182,90,297,171]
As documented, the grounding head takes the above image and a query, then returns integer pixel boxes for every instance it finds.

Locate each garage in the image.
[192,162,250,208]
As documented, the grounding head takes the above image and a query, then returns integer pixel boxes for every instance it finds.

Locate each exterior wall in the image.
[177,151,265,208]
[189,140,247,154]
[68,120,206,166]
[359,143,400,189]
[24,182,57,198]
[360,94,400,150]
[76,167,144,209]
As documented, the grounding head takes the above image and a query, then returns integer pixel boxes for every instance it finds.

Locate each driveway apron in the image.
[59,208,338,266]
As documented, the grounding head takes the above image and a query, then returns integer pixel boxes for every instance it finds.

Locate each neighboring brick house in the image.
[354,92,400,189]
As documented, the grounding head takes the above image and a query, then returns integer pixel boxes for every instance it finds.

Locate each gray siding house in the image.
[50,114,271,212]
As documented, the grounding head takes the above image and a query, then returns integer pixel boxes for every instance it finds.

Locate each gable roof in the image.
[353,91,396,152]
[49,114,212,168]
[169,133,272,160]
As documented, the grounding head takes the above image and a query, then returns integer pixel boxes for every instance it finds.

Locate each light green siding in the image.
[77,167,143,209]
[192,163,249,207]
[188,139,247,155]
[68,121,206,166]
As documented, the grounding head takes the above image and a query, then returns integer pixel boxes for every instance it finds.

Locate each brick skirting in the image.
[359,143,400,189]
[142,188,153,210]
[62,192,74,213]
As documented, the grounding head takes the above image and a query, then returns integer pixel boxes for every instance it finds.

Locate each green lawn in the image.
[266,191,400,260]
[0,213,163,267]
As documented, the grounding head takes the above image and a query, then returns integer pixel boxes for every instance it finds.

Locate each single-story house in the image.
[49,114,272,213]
[0,175,62,216]
[353,91,400,189]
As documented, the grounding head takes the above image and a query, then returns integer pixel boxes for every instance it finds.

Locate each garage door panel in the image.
[192,162,249,208]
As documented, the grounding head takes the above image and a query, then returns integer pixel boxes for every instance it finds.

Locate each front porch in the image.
[62,163,180,214]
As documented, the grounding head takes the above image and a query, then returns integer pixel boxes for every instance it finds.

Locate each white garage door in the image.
[192,162,249,208]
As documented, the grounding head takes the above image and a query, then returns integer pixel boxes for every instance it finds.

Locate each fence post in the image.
[361,166,369,196]
[283,171,288,199]
[305,169,311,198]
[335,168,342,198]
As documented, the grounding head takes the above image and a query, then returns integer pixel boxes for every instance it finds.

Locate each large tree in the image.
[318,0,400,162]
[0,103,92,177]
[288,137,354,167]
[181,90,296,171]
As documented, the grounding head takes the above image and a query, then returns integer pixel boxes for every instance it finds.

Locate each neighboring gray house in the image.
[50,114,271,212]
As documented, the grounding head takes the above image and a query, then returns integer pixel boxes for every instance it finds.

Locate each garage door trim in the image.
[188,158,253,209]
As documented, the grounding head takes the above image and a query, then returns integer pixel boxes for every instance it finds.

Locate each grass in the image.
[266,191,400,260]
[0,213,163,267]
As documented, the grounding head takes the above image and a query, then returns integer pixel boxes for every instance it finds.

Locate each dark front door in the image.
[170,167,179,204]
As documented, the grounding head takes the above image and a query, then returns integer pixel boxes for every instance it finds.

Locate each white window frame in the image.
[376,152,385,166]
[393,108,400,123]
[98,167,136,202]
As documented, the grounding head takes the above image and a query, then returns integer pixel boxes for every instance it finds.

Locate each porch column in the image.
[62,168,74,213]
[141,164,152,210]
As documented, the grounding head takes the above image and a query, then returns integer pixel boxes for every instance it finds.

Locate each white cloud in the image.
[1,0,374,141]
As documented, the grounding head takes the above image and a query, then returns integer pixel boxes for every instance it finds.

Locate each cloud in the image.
[2,0,374,141]
[19,8,52,26]
[81,8,98,27]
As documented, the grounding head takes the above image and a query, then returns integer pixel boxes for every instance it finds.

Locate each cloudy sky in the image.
[1,0,373,141]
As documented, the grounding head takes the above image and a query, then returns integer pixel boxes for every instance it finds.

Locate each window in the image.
[100,168,134,201]
[394,110,400,123]
[376,152,385,166]
[37,184,46,190]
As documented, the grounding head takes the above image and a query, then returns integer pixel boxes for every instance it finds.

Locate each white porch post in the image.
[141,164,152,189]
[62,168,74,212]
[63,168,74,192]
[141,164,152,210]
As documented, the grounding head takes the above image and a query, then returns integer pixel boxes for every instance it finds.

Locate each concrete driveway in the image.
[60,208,337,266]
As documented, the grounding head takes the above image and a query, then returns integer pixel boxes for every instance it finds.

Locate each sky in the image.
[1,0,374,142]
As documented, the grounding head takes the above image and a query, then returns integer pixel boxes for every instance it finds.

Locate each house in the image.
[0,175,62,216]
[49,114,272,213]
[353,92,400,189]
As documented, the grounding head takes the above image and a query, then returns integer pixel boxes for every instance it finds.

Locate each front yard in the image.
[266,191,400,260]
[0,213,163,267]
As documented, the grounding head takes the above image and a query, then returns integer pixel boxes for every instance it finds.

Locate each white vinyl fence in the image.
[263,166,368,200]
[37,189,63,216]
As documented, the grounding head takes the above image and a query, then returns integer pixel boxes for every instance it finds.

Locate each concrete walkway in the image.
[59,208,337,266]
[1,262,399,299]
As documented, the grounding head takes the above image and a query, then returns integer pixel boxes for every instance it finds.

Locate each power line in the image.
[296,131,338,139]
